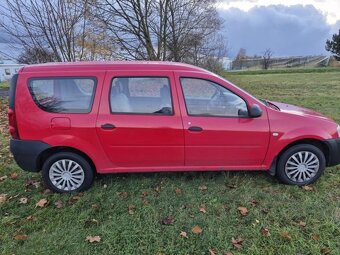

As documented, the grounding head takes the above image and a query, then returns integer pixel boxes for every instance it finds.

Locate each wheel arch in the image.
[37,146,97,173]
[269,138,329,175]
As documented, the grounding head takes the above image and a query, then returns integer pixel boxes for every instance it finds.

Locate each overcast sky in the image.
[217,0,340,57]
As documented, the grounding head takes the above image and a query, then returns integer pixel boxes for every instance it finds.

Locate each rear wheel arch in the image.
[37,146,97,173]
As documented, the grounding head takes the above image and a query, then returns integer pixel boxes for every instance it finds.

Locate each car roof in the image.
[20,61,207,73]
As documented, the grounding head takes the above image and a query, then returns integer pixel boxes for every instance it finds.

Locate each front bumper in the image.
[10,139,51,172]
[323,138,340,166]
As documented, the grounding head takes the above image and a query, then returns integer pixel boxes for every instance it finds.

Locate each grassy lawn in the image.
[0,81,9,89]
[1,69,340,255]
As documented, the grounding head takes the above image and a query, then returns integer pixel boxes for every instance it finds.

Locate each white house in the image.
[0,57,25,82]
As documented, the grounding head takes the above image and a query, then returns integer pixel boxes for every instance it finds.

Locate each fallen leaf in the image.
[175,187,182,194]
[179,231,188,238]
[199,204,206,213]
[192,225,203,234]
[311,234,320,241]
[85,218,99,226]
[0,175,7,181]
[209,249,217,255]
[261,208,270,214]
[198,185,207,191]
[140,191,148,198]
[10,172,18,179]
[260,227,270,237]
[302,185,314,191]
[55,200,63,209]
[35,198,48,208]
[86,235,101,243]
[237,206,248,216]
[250,199,258,207]
[280,231,292,241]
[43,189,51,194]
[320,247,331,254]
[298,221,306,227]
[128,204,136,215]
[227,184,237,189]
[118,191,129,198]
[25,179,40,189]
[19,197,28,204]
[14,234,28,240]
[26,215,34,221]
[161,216,174,225]
[0,194,7,203]
[224,252,234,255]
[231,237,243,249]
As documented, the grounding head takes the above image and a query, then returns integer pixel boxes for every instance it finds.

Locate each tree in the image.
[17,47,57,64]
[0,0,112,62]
[232,48,247,69]
[262,48,273,70]
[94,0,227,70]
[326,29,340,60]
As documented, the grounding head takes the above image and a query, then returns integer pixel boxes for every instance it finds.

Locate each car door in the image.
[174,71,270,168]
[96,70,184,168]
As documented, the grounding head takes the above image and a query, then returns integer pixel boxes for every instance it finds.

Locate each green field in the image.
[0,69,340,255]
[0,81,9,89]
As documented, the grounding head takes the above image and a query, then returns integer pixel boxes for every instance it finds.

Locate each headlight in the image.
[337,125,340,138]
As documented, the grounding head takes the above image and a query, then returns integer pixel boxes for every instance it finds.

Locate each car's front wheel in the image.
[42,152,94,193]
[276,144,326,185]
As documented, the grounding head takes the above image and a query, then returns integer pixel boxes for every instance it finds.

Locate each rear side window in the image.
[28,77,96,113]
[110,77,173,115]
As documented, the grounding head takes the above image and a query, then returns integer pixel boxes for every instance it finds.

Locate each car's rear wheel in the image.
[276,144,326,185]
[42,152,94,193]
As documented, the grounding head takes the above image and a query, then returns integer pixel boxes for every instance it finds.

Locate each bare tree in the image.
[262,48,273,70]
[94,0,227,70]
[17,47,57,64]
[0,0,112,62]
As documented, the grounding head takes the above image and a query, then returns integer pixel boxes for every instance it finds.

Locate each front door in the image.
[174,72,270,168]
[96,71,184,168]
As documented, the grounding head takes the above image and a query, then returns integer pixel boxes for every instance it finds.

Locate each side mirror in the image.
[249,104,262,118]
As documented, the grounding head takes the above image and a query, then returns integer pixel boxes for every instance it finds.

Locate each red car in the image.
[8,61,340,193]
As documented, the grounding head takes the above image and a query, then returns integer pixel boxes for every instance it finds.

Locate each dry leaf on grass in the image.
[199,204,206,213]
[320,247,331,254]
[198,185,207,191]
[0,194,7,203]
[250,199,258,207]
[55,200,63,209]
[179,231,188,238]
[302,185,314,191]
[237,206,248,216]
[280,231,292,241]
[231,237,243,249]
[209,249,217,255]
[35,198,48,208]
[175,188,182,194]
[26,215,35,221]
[128,204,136,215]
[260,227,270,237]
[311,234,320,241]
[192,225,203,234]
[0,175,7,181]
[161,216,174,225]
[19,197,28,204]
[86,235,101,243]
[117,191,129,198]
[224,252,234,255]
[14,234,28,240]
[10,172,18,179]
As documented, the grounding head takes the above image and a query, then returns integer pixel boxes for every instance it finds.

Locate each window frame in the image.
[180,77,250,118]
[109,76,175,116]
[28,76,97,114]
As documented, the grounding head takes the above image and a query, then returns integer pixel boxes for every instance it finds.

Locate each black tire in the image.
[42,152,94,193]
[276,144,326,185]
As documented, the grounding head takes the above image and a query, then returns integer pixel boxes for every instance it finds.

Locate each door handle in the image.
[188,126,203,132]
[101,123,116,130]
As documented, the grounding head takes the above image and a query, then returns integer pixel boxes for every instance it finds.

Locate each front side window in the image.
[110,77,173,115]
[29,77,96,113]
[180,78,248,117]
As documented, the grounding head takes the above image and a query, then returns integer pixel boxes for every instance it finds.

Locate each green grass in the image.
[1,70,340,255]
[0,81,9,89]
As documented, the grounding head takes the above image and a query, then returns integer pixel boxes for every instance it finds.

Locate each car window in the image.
[28,77,96,113]
[180,78,248,117]
[110,77,173,115]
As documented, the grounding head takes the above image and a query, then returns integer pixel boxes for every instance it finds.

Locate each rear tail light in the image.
[8,108,19,139]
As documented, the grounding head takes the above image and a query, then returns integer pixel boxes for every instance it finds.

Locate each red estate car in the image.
[8,61,340,193]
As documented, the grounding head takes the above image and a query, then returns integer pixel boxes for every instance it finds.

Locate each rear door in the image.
[96,70,184,168]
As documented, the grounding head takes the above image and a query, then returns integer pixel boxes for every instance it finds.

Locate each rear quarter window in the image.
[28,77,96,113]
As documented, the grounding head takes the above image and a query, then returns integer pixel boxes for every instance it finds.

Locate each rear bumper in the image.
[10,139,51,172]
[324,138,340,167]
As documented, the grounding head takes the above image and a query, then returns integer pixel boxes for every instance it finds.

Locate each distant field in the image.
[0,68,339,255]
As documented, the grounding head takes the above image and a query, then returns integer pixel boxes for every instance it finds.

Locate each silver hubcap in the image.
[49,159,85,191]
[285,151,319,183]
